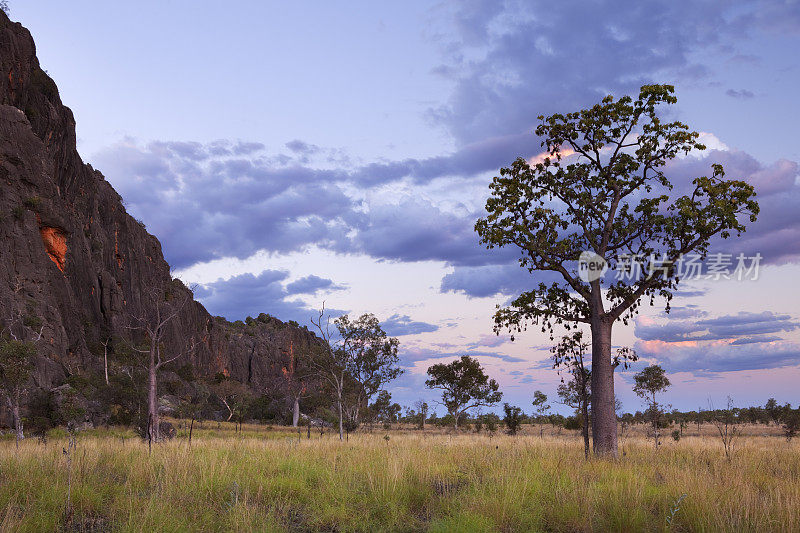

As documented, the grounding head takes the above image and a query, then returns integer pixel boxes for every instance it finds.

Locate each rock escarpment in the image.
[0,11,318,426]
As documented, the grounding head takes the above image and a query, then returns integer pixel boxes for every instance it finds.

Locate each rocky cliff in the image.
[0,11,318,427]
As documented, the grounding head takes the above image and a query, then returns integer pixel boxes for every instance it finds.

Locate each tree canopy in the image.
[475,84,759,333]
[425,355,502,428]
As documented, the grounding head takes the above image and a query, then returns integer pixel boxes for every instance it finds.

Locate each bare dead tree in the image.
[310,303,347,441]
[127,283,196,442]
[101,336,111,385]
[710,396,740,462]
[279,340,315,428]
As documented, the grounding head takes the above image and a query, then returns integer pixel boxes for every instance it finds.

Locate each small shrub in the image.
[175,363,195,382]
[563,416,582,430]
[23,196,42,210]
[66,374,91,394]
[483,413,499,435]
[503,403,524,435]
[783,411,800,441]
[671,430,681,442]
[22,314,43,330]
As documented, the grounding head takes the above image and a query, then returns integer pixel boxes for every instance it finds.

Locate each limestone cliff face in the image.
[0,11,317,423]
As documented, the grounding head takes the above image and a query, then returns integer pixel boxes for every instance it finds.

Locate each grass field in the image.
[0,422,797,532]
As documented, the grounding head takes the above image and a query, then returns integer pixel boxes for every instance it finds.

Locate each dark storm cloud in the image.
[380,314,439,337]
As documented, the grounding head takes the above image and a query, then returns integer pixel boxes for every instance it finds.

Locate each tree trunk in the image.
[11,394,23,444]
[292,396,300,428]
[651,394,659,448]
[590,317,617,457]
[103,343,109,385]
[337,398,344,441]
[453,412,459,430]
[148,348,160,442]
[581,399,590,460]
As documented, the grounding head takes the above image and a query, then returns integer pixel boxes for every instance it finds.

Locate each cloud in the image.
[467,333,511,349]
[636,339,800,374]
[96,140,521,270]
[660,306,708,320]
[399,347,525,366]
[195,270,344,325]
[380,314,439,337]
[730,336,784,345]
[93,1,800,288]
[285,275,346,295]
[440,264,554,298]
[95,140,356,269]
[285,139,320,155]
[429,0,756,147]
[635,311,799,343]
[726,89,755,99]
[633,309,800,375]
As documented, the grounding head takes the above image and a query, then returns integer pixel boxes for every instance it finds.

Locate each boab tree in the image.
[553,331,636,457]
[475,84,758,456]
[425,355,502,429]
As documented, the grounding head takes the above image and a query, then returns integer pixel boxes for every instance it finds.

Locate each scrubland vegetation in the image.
[0,422,798,532]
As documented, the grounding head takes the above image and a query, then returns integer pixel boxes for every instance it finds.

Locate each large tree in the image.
[336,313,402,425]
[425,355,502,429]
[475,85,758,456]
[311,307,402,440]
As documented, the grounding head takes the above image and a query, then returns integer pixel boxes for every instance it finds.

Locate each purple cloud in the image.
[635,311,799,343]
[285,275,346,295]
[380,314,439,337]
[196,270,345,325]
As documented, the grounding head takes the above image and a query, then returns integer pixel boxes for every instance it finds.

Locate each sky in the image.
[10,0,800,415]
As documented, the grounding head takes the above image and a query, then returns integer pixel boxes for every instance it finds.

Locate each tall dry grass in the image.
[0,423,797,532]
